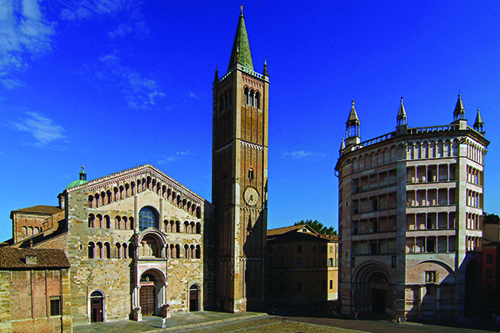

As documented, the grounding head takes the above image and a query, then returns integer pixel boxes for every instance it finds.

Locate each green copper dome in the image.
[65,166,88,189]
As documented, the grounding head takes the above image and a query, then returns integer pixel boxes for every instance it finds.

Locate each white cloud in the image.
[91,51,165,110]
[176,151,193,156]
[189,92,199,99]
[0,77,24,89]
[157,151,194,164]
[12,112,67,147]
[283,150,326,160]
[0,0,55,84]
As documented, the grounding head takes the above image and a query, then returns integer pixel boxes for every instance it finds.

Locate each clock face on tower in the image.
[244,187,259,206]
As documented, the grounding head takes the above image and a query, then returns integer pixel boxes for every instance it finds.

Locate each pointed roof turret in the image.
[474,108,484,127]
[345,99,361,140]
[397,97,407,122]
[346,99,360,124]
[228,6,254,71]
[214,65,219,83]
[474,108,485,134]
[263,59,268,76]
[453,94,465,121]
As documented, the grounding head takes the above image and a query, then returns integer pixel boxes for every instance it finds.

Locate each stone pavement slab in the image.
[73,311,500,333]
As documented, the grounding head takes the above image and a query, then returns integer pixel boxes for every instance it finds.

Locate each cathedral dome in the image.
[65,166,88,189]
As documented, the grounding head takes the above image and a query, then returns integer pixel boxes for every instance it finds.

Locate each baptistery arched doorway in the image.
[352,262,395,315]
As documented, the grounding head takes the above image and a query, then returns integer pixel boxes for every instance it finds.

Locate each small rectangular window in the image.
[425,271,436,283]
[50,297,61,316]
[487,268,493,278]
[329,258,333,267]
[297,245,302,253]
[321,246,327,253]
[330,280,333,289]
[487,253,493,263]
[297,258,302,268]
[313,246,317,253]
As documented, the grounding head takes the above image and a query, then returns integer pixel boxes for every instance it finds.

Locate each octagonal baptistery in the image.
[335,96,489,320]
[61,164,214,324]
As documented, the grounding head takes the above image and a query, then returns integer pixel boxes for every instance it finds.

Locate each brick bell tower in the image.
[212,7,269,312]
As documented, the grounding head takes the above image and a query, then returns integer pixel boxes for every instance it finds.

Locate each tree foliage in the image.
[294,219,337,235]
[484,212,500,224]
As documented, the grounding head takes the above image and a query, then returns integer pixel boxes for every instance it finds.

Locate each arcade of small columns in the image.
[86,175,202,218]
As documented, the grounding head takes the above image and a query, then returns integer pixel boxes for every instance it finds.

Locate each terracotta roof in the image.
[12,205,62,215]
[0,248,70,269]
[267,225,306,236]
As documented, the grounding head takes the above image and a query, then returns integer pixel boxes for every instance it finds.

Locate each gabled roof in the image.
[67,164,209,207]
[228,7,254,71]
[267,224,317,236]
[0,248,70,269]
[11,205,62,215]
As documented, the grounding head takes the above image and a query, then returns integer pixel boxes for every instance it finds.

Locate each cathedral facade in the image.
[336,96,488,319]
[0,9,267,332]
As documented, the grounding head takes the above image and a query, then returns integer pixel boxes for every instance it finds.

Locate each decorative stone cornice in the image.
[240,140,264,151]
[214,142,233,154]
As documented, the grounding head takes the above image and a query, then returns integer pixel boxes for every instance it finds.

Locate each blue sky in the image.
[1,0,500,242]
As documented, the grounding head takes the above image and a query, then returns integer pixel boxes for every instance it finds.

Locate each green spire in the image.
[228,6,254,71]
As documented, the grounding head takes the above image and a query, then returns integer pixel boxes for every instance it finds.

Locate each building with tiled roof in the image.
[265,225,338,308]
[0,248,71,332]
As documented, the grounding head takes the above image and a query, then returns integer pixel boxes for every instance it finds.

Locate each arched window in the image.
[249,89,254,106]
[105,243,111,259]
[104,215,111,229]
[116,243,121,259]
[196,222,201,234]
[139,207,157,230]
[255,91,260,108]
[244,87,249,104]
[248,167,254,180]
[22,226,27,235]
[184,244,190,258]
[88,242,95,259]
[88,214,95,228]
[196,245,201,258]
